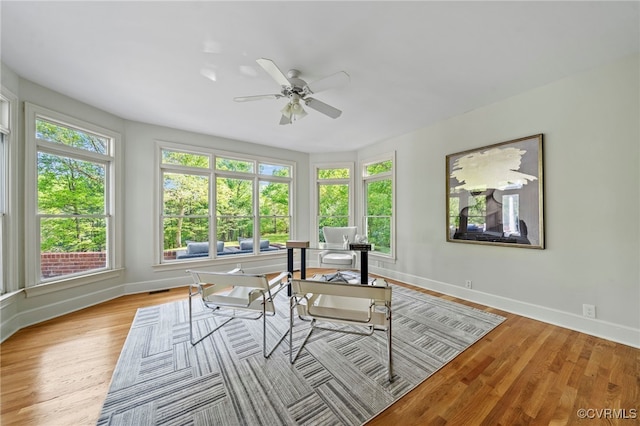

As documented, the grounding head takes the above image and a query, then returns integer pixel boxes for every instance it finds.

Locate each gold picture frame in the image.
[446,134,544,249]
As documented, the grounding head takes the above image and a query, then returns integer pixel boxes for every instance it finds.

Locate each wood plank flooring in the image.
[1,271,638,425]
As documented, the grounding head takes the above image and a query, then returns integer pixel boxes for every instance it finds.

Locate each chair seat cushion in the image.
[208,286,273,311]
[187,242,209,255]
[309,295,372,322]
[320,253,354,265]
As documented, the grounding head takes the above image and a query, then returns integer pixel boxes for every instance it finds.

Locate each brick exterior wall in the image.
[40,251,182,278]
[41,252,107,278]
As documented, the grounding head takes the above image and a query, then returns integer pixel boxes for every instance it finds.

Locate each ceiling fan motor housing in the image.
[284,69,308,97]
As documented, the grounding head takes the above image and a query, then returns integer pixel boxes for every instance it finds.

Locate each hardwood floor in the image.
[1,271,638,425]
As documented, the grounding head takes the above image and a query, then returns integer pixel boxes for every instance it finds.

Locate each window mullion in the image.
[36,139,111,164]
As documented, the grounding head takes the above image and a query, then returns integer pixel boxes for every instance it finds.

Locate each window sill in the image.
[370,253,396,265]
[24,268,124,298]
[0,289,25,307]
[152,251,286,271]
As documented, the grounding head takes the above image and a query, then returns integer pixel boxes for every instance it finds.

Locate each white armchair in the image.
[318,226,358,269]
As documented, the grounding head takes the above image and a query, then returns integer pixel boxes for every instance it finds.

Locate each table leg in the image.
[287,248,294,296]
[360,250,368,284]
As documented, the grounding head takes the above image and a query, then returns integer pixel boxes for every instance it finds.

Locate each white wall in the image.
[360,54,639,346]
[2,55,638,347]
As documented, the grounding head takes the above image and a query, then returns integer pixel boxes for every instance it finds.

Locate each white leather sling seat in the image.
[188,268,290,358]
[289,278,394,382]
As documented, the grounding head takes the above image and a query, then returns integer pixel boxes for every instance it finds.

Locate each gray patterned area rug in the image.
[97,284,505,425]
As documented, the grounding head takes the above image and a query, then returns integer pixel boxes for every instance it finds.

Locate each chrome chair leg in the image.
[189,291,234,345]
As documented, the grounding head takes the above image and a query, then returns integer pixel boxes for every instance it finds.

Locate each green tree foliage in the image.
[467,195,487,227]
[318,183,349,240]
[216,177,253,242]
[364,160,393,253]
[214,157,254,243]
[38,153,105,215]
[318,168,349,179]
[317,168,350,241]
[365,160,392,175]
[36,120,108,253]
[366,179,392,252]
[259,180,290,238]
[161,150,210,248]
[37,118,107,154]
[163,172,208,247]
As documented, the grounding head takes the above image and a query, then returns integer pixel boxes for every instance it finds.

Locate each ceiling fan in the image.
[234,58,350,125]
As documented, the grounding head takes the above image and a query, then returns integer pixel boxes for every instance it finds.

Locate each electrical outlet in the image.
[582,304,596,319]
[465,280,472,289]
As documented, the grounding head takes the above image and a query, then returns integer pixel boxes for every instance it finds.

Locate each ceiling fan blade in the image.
[305,71,350,94]
[256,58,291,88]
[305,97,342,119]
[234,94,282,102]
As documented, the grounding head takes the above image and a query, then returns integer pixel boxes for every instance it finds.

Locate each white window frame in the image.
[0,88,17,296]
[0,129,5,295]
[360,152,396,260]
[155,141,295,266]
[311,162,354,246]
[24,103,123,295]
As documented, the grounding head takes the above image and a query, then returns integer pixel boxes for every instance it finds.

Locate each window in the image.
[161,150,210,261]
[25,103,121,287]
[465,194,487,230]
[258,163,291,250]
[315,164,353,243]
[362,154,395,257]
[0,89,16,295]
[502,194,521,236]
[450,191,522,237]
[159,144,292,262]
[0,96,8,294]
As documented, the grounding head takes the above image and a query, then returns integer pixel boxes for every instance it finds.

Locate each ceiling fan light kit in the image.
[234,58,349,125]
[280,94,308,125]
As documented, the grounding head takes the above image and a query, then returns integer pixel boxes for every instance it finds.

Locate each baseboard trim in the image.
[1,284,124,343]
[371,266,640,349]
[0,290,23,343]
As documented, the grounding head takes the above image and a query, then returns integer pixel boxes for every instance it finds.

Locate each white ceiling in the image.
[2,1,638,153]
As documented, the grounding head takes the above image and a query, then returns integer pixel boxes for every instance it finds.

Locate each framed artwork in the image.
[446,134,544,249]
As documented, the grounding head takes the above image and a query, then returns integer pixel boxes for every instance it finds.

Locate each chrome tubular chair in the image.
[188,269,290,358]
[289,278,394,382]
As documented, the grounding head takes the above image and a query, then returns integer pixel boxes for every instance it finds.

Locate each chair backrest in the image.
[323,226,358,245]
[292,279,390,302]
[189,270,270,291]
[291,279,391,326]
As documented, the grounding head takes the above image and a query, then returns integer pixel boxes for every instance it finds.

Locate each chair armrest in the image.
[268,271,291,294]
[187,268,243,297]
